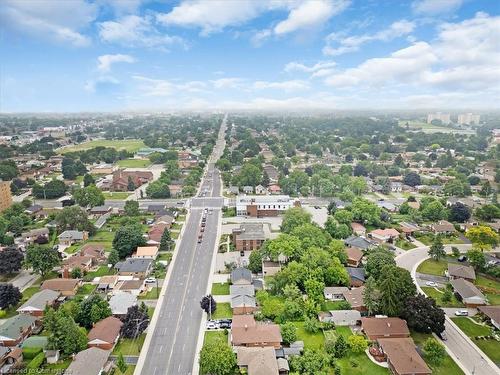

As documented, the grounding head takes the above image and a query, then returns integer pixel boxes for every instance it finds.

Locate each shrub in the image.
[26,352,45,369]
[22,347,43,360]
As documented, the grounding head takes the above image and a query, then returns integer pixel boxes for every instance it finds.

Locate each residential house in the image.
[350,222,366,236]
[0,346,23,373]
[237,346,281,375]
[376,201,398,212]
[243,186,254,194]
[345,247,363,267]
[24,204,46,219]
[20,228,49,245]
[111,170,153,191]
[262,261,281,277]
[478,306,500,329]
[377,338,431,375]
[115,258,153,278]
[450,278,487,307]
[447,263,476,281]
[227,186,239,195]
[96,275,119,293]
[109,293,137,318]
[156,214,175,227]
[431,220,455,234]
[0,315,37,346]
[236,195,300,217]
[79,244,106,263]
[88,316,123,350]
[41,279,80,297]
[168,184,183,197]
[391,182,403,193]
[148,223,169,244]
[89,205,112,218]
[133,246,159,259]
[342,287,366,312]
[263,165,279,183]
[232,223,267,251]
[319,310,361,326]
[230,285,256,315]
[346,267,366,287]
[17,290,59,317]
[58,230,88,246]
[399,222,420,235]
[231,268,252,285]
[115,279,145,296]
[268,184,281,195]
[361,317,410,340]
[368,228,400,244]
[90,164,115,175]
[344,236,375,251]
[64,347,111,375]
[62,256,94,278]
[324,287,348,301]
[255,185,267,195]
[231,315,282,348]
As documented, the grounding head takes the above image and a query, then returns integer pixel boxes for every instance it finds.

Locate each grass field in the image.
[399,120,474,135]
[417,259,448,276]
[103,191,132,200]
[411,331,464,375]
[452,317,500,363]
[138,287,160,300]
[212,303,232,319]
[211,283,230,295]
[475,275,500,290]
[321,300,349,311]
[395,238,417,250]
[77,283,96,295]
[83,266,115,281]
[60,139,145,154]
[291,322,325,350]
[421,286,464,307]
[203,331,227,345]
[113,334,146,355]
[116,159,151,168]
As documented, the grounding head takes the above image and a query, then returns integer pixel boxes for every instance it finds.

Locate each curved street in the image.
[396,244,500,375]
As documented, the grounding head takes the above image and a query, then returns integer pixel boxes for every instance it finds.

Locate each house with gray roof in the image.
[324,286,349,301]
[232,223,267,251]
[231,268,252,285]
[346,267,366,287]
[115,258,153,278]
[230,284,256,315]
[109,293,137,318]
[450,278,487,307]
[344,236,375,250]
[319,310,361,326]
[64,347,111,375]
[447,263,476,282]
[58,230,88,246]
[17,289,59,317]
[0,315,37,346]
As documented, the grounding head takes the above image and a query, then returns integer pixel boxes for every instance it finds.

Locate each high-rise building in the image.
[458,113,480,125]
[427,112,451,124]
[0,180,12,213]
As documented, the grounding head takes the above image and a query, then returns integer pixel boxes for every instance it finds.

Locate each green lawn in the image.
[321,300,349,311]
[116,365,136,375]
[486,292,500,305]
[22,286,40,301]
[89,229,115,242]
[60,139,145,154]
[475,275,500,291]
[102,191,132,200]
[157,252,172,262]
[83,266,115,281]
[76,283,96,295]
[116,159,151,168]
[147,307,155,319]
[212,303,232,319]
[171,231,179,239]
[417,259,447,276]
[138,287,160,300]
[211,283,230,295]
[291,322,325,350]
[395,238,417,250]
[204,331,228,346]
[112,334,146,355]
[411,331,464,375]
[451,317,500,363]
[421,287,464,307]
[40,359,71,374]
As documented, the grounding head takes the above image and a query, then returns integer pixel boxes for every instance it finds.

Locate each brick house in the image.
[231,223,267,251]
[87,316,123,350]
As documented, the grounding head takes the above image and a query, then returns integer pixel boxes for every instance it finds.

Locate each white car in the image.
[144,278,156,284]
[425,281,438,287]
[206,321,219,330]
[454,310,469,316]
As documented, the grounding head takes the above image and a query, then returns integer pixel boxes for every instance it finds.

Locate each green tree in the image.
[32,179,67,199]
[0,247,24,274]
[289,349,330,375]
[423,338,446,365]
[328,240,348,265]
[199,338,237,375]
[75,295,111,329]
[124,200,140,216]
[159,229,172,251]
[46,308,87,355]
[83,173,95,187]
[378,265,402,316]
[428,236,445,261]
[303,316,321,333]
[281,207,311,233]
[365,248,396,280]
[0,284,22,309]
[280,322,298,345]
[363,276,380,316]
[465,226,499,249]
[421,200,446,221]
[127,176,136,191]
[304,278,325,305]
[333,334,349,358]
[248,249,263,273]
[112,224,146,259]
[442,289,453,303]
[467,249,486,270]
[116,353,127,374]
[73,185,105,208]
[348,335,368,353]
[108,248,119,266]
[55,206,95,234]
[24,245,61,277]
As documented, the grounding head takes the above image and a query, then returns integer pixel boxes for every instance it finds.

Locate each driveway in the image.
[11,270,38,292]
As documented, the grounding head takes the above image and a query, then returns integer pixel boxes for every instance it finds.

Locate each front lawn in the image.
[337,352,389,375]
[76,284,96,295]
[416,233,463,245]
[157,252,172,262]
[417,259,447,276]
[116,159,151,168]
[421,287,464,307]
[411,331,464,375]
[211,283,230,295]
[102,191,132,200]
[89,229,115,242]
[212,303,232,319]
[139,287,160,300]
[22,287,41,301]
[395,238,417,250]
[171,231,179,239]
[83,266,115,281]
[204,331,227,345]
[116,365,136,375]
[451,317,500,363]
[291,322,324,350]
[112,334,146,355]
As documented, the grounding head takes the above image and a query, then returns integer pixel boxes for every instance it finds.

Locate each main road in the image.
[134,117,226,375]
[396,244,500,375]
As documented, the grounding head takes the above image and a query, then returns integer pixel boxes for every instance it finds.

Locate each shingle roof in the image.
[18,289,59,312]
[478,306,500,323]
[378,338,430,375]
[88,317,122,344]
[64,347,110,375]
[115,258,153,273]
[0,315,37,340]
[345,247,363,262]
[59,230,85,240]
[231,267,252,284]
[237,347,279,375]
[231,316,281,346]
[41,279,79,293]
[450,278,486,302]
[344,236,374,250]
[448,263,476,280]
[230,285,255,298]
[361,317,410,338]
[347,267,366,283]
[231,295,256,308]
[342,286,365,308]
[109,293,137,315]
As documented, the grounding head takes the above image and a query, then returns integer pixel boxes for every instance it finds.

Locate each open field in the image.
[59,139,145,154]
[398,120,474,135]
[116,158,151,168]
[102,191,132,200]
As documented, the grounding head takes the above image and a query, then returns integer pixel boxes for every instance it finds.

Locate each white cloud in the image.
[284,61,336,73]
[253,80,310,91]
[323,19,415,56]
[99,15,185,49]
[251,29,272,46]
[412,0,463,15]
[0,0,96,46]
[84,76,120,93]
[211,78,245,89]
[274,0,350,35]
[97,54,135,72]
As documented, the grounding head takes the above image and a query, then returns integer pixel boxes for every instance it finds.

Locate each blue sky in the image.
[1,0,499,112]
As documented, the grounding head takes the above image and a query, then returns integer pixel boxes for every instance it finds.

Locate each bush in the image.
[22,347,43,360]
[26,352,45,369]
[304,316,320,333]
[0,310,6,318]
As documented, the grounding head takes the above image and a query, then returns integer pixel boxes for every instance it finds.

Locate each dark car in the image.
[458,255,467,262]
[219,321,231,329]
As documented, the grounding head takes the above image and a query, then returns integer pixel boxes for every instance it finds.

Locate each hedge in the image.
[22,347,43,360]
[26,352,45,369]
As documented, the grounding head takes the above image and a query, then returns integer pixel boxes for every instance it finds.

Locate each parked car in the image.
[145,277,156,284]
[206,321,218,330]
[437,331,447,341]
[455,310,469,316]
[458,255,467,262]
[426,281,438,287]
[219,321,231,329]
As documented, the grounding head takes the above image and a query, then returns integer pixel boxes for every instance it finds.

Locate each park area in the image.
[59,139,145,154]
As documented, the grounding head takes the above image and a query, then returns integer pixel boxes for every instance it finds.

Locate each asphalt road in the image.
[135,118,226,375]
[396,244,500,375]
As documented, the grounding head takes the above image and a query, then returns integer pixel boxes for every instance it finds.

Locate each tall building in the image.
[0,180,12,213]
[427,112,451,124]
[458,113,480,125]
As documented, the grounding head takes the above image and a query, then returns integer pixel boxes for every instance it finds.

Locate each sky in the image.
[0,0,499,112]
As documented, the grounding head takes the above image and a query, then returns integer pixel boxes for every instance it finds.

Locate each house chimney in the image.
[244,324,248,331]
